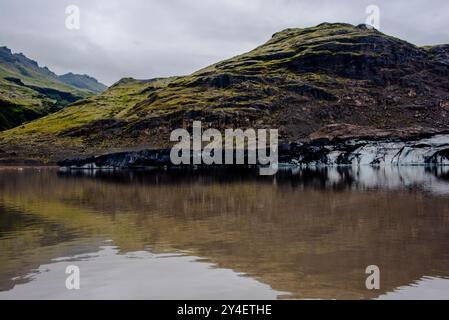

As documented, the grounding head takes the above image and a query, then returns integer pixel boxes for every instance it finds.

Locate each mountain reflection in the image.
[1,166,449,299]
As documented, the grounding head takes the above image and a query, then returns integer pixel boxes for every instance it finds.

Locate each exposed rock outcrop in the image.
[58,134,449,170]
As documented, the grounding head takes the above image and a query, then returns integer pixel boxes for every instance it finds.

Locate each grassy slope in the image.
[10,78,175,135]
[1,23,449,162]
[1,24,366,133]
[0,64,91,98]
[0,78,175,161]
[0,47,105,130]
[0,78,55,130]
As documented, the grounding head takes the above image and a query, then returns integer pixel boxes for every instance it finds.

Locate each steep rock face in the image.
[1,23,449,162]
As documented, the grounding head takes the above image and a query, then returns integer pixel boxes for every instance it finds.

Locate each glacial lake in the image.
[1,166,449,300]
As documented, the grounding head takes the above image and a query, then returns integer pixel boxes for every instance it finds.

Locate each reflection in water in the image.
[0,166,449,299]
[379,277,449,300]
[0,245,282,300]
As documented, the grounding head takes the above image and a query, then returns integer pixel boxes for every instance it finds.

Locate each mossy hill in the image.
[1,23,449,163]
[0,46,107,130]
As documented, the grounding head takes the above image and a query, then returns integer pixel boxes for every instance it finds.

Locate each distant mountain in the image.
[59,72,107,94]
[0,46,106,130]
[1,23,449,163]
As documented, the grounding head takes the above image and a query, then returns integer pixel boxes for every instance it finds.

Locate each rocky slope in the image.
[1,23,449,163]
[0,46,106,130]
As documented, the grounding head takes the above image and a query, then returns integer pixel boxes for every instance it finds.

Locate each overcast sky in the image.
[1,0,448,85]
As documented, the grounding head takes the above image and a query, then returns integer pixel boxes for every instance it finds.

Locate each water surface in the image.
[1,166,449,299]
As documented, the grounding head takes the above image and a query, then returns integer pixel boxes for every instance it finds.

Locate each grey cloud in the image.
[0,0,448,85]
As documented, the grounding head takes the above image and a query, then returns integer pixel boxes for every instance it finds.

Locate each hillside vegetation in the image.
[1,23,449,163]
[0,46,106,130]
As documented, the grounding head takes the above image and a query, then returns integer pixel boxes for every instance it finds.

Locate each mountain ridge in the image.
[58,72,107,94]
[0,46,107,94]
[1,23,449,163]
[0,46,107,130]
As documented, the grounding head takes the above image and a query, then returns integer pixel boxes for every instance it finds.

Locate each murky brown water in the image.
[1,166,449,300]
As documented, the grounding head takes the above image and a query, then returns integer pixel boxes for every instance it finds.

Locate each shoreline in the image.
[2,133,449,169]
[56,133,449,170]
